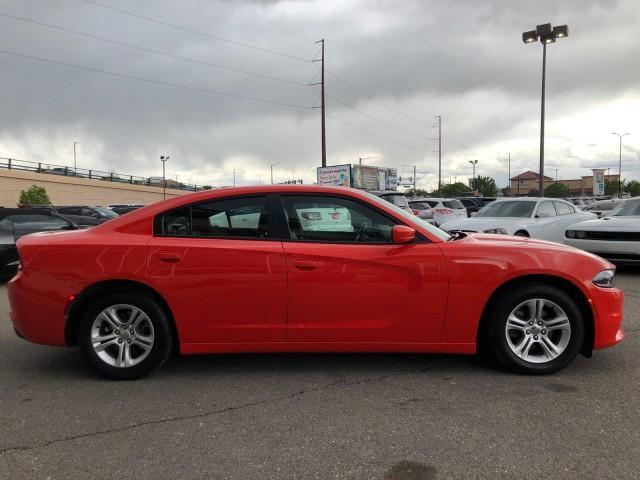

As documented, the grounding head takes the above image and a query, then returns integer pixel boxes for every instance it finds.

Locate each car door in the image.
[147,195,287,344]
[279,194,448,344]
[532,201,564,242]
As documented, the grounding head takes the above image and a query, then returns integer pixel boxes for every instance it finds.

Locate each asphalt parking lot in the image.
[0,274,639,480]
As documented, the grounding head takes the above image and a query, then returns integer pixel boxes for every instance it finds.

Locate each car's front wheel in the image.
[78,291,173,379]
[487,284,584,374]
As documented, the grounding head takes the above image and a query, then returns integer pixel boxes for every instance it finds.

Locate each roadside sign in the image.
[317,164,351,187]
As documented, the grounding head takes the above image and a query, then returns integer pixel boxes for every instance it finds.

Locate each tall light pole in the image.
[523,23,569,197]
[73,141,78,173]
[233,169,238,187]
[469,159,478,193]
[270,162,279,184]
[611,132,630,198]
[160,155,170,199]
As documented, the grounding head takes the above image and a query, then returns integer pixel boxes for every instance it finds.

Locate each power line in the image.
[0,13,308,87]
[0,49,313,110]
[326,69,431,128]
[81,0,311,63]
[324,91,431,141]
[326,113,428,151]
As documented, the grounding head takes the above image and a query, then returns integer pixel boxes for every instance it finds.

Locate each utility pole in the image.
[413,165,417,194]
[469,160,478,193]
[270,162,279,184]
[233,169,237,187]
[73,141,78,173]
[160,155,170,200]
[612,132,630,198]
[311,39,326,167]
[436,115,442,191]
[507,153,511,194]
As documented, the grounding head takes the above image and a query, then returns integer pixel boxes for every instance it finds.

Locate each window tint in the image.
[157,197,270,239]
[475,201,536,218]
[282,195,395,243]
[409,202,430,210]
[81,207,96,217]
[553,201,573,215]
[426,201,439,208]
[192,197,269,238]
[58,206,81,215]
[443,200,464,209]
[5,214,69,229]
[536,202,556,217]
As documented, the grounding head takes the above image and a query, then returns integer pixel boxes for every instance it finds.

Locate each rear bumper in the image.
[590,285,624,350]
[7,269,71,346]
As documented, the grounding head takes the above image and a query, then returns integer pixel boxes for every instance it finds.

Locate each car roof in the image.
[0,208,57,220]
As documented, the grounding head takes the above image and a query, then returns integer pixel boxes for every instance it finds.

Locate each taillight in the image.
[411,209,419,216]
[302,212,322,220]
[434,208,453,214]
[329,212,342,220]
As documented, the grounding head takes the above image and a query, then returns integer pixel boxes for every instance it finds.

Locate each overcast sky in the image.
[0,0,638,190]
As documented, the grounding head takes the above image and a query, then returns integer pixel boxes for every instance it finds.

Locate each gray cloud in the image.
[0,0,638,188]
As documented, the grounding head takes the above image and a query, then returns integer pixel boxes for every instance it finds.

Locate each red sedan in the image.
[8,186,624,379]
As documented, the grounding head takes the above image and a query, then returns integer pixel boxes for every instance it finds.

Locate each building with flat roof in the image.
[509,170,619,196]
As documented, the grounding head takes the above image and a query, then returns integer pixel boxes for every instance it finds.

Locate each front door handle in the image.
[158,252,182,263]
[292,260,318,271]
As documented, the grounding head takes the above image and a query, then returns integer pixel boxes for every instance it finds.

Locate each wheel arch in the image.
[65,279,179,349]
[476,274,594,358]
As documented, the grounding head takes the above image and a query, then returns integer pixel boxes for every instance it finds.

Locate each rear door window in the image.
[443,200,465,209]
[553,202,573,215]
[536,202,557,217]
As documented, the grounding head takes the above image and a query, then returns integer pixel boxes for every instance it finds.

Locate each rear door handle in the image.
[158,252,182,263]
[292,260,318,271]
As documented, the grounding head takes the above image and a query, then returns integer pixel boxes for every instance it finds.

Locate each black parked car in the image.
[0,208,77,279]
[457,197,484,217]
[108,204,145,215]
[54,205,119,226]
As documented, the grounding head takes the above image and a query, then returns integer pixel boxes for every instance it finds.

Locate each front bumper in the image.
[589,284,624,350]
[566,238,640,264]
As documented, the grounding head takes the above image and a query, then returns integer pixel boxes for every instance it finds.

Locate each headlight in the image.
[593,269,615,288]
[566,230,576,238]
[576,230,587,239]
[483,228,508,235]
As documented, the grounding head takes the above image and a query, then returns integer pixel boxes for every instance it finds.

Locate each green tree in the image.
[405,188,429,198]
[470,176,499,196]
[625,180,640,197]
[544,182,569,198]
[605,178,625,196]
[18,184,51,206]
[435,182,472,197]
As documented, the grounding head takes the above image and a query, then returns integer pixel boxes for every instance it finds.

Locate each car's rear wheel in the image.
[487,284,584,374]
[78,291,173,379]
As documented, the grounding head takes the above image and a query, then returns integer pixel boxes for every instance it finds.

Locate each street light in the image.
[233,168,238,187]
[358,155,379,165]
[611,132,630,198]
[160,155,170,199]
[73,141,79,173]
[522,23,569,196]
[469,159,478,192]
[270,162,279,184]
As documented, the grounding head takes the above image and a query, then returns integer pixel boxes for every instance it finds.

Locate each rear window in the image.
[426,201,439,208]
[443,200,464,209]
[380,194,409,209]
[409,202,430,210]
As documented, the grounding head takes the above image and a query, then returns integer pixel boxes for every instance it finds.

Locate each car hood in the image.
[459,233,612,268]
[568,216,640,232]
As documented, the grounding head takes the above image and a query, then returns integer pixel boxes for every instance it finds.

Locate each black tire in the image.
[78,290,173,380]
[514,230,530,237]
[486,284,584,375]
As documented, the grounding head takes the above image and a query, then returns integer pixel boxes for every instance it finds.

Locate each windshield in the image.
[361,191,451,241]
[611,199,640,216]
[475,201,536,218]
[93,206,119,218]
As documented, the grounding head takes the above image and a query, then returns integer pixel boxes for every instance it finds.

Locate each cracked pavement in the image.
[1,272,639,479]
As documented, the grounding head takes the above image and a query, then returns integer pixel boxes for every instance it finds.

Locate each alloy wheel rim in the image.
[505,298,571,364]
[91,304,155,368]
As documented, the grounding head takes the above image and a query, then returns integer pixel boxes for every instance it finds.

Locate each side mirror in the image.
[392,225,416,244]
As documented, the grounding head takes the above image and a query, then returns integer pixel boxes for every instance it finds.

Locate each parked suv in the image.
[55,206,118,226]
[408,199,434,223]
[428,198,467,226]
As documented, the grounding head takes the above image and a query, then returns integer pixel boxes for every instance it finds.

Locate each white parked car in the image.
[408,199,435,223]
[565,197,640,264]
[582,199,622,218]
[440,197,596,243]
[425,198,467,226]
